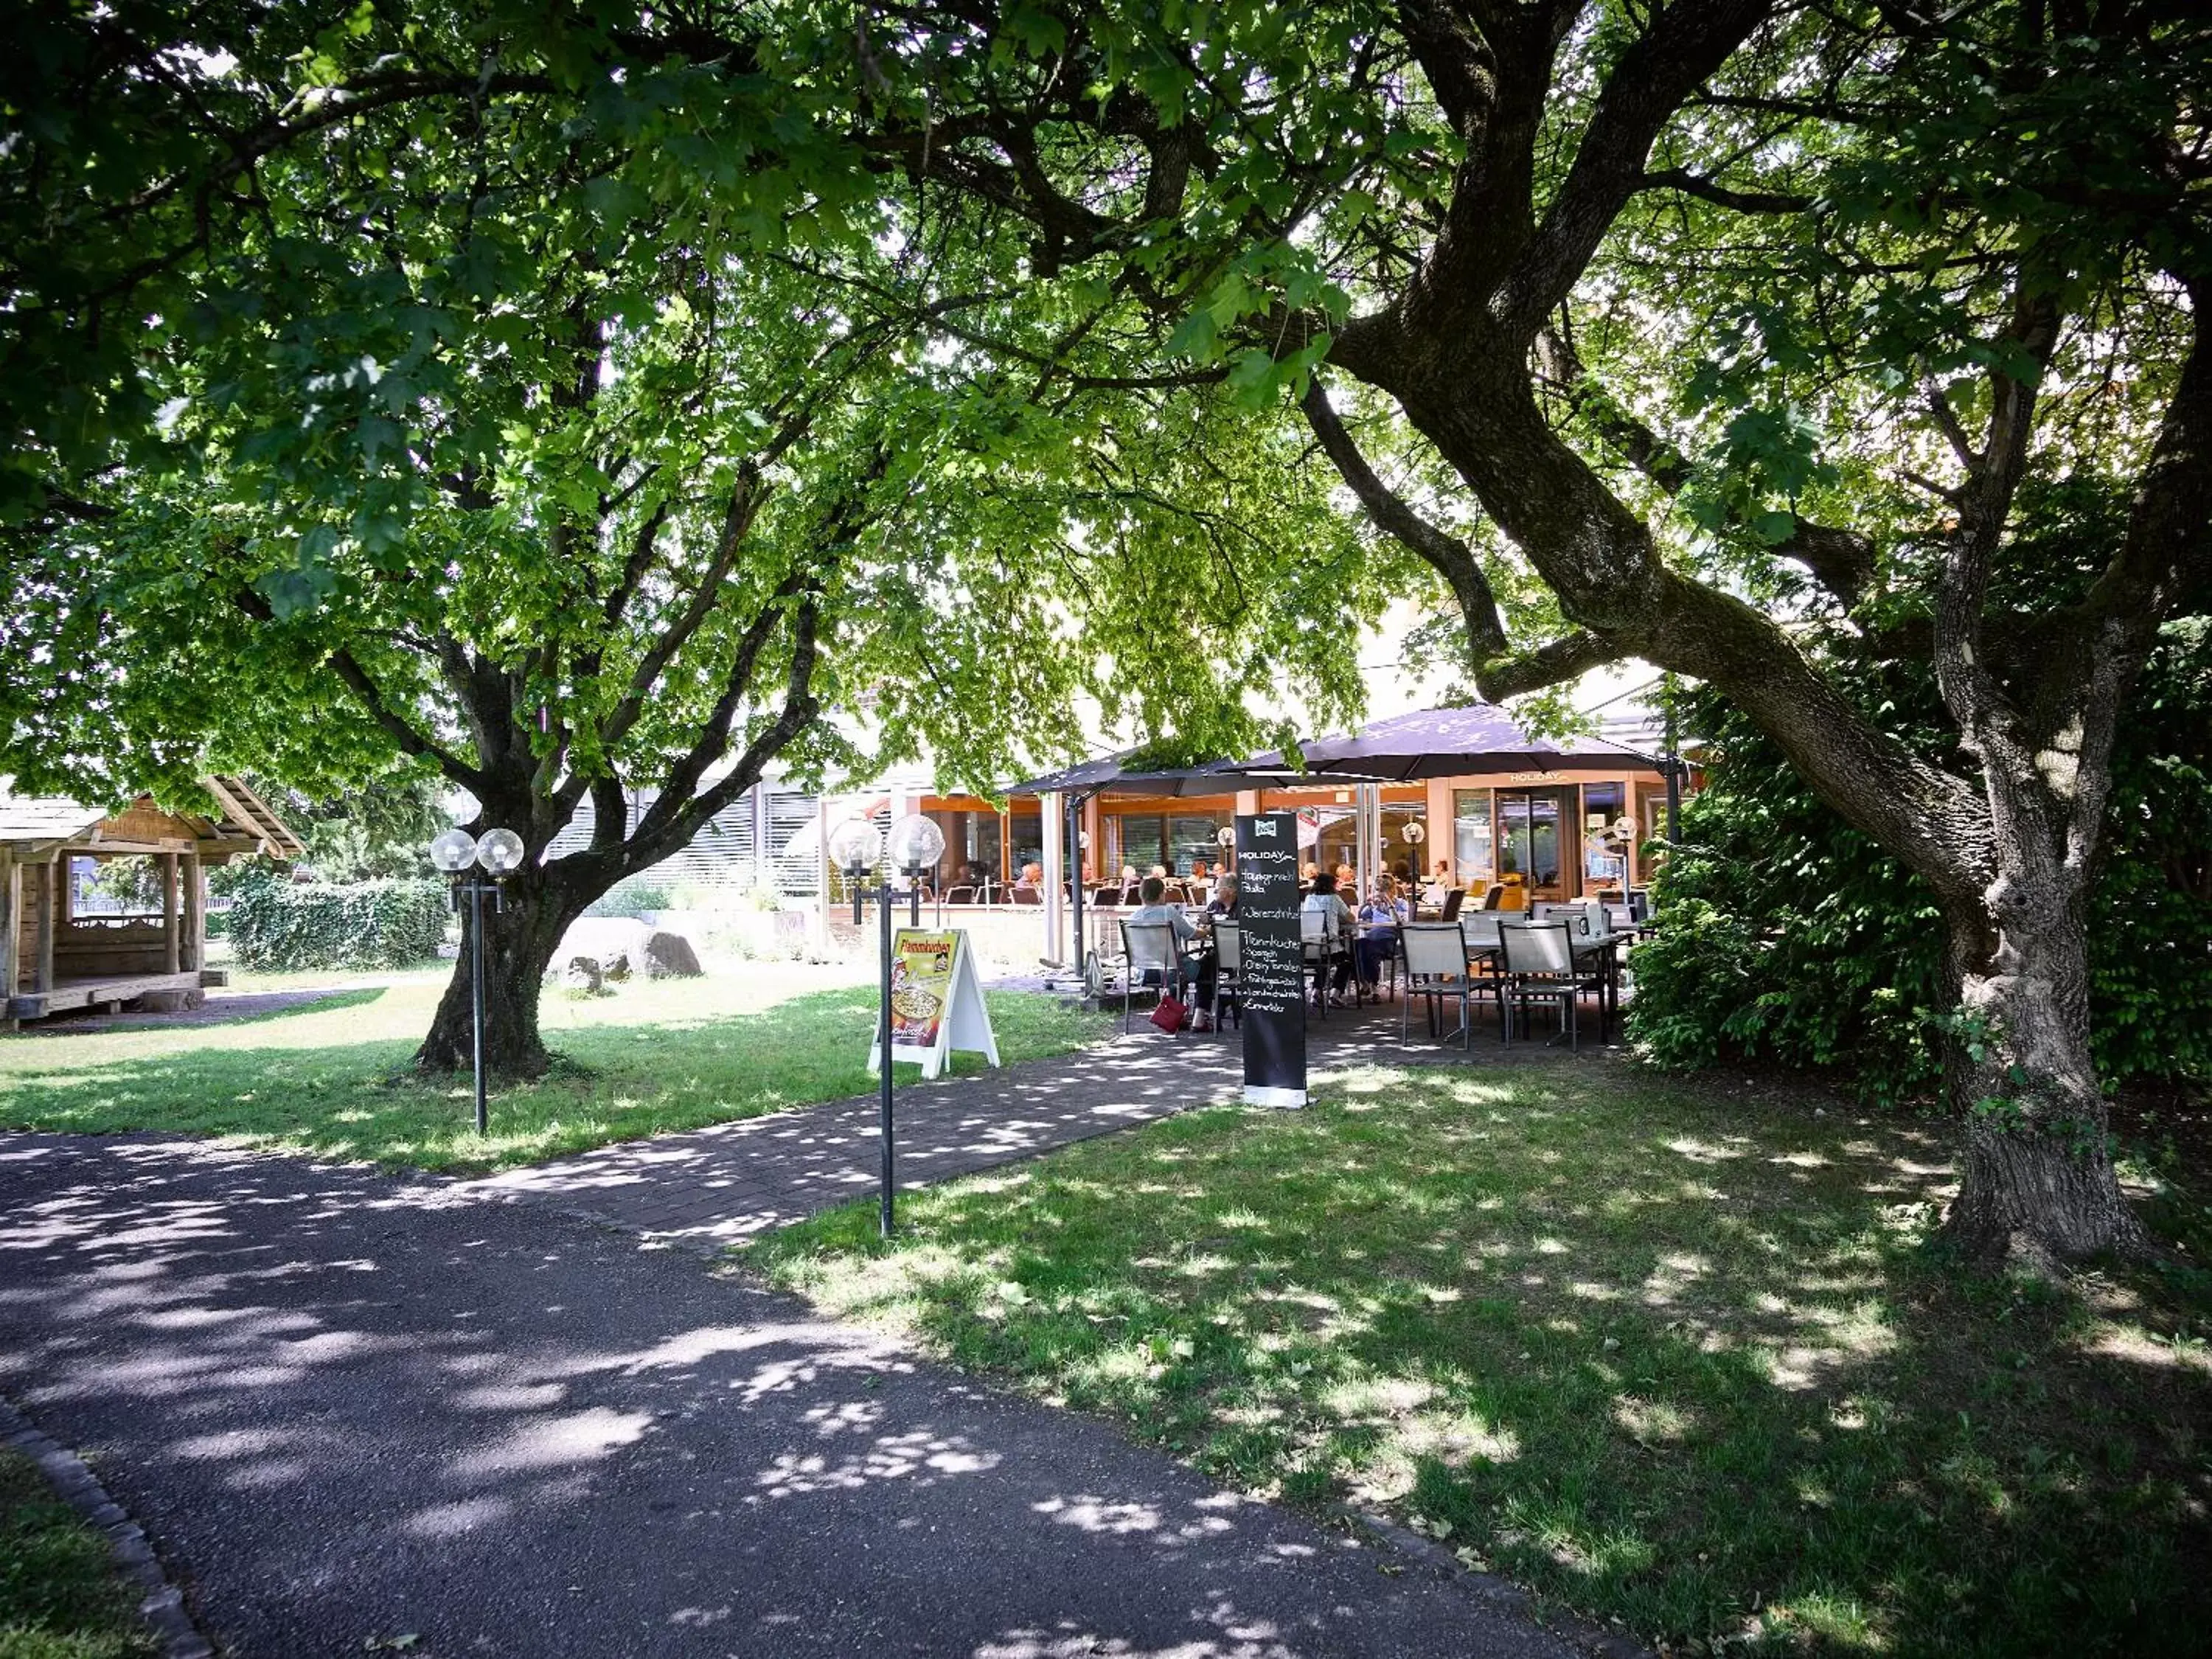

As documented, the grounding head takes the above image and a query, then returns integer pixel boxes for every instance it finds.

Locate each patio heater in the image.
[832,812,945,1238]
[427,825,528,1135]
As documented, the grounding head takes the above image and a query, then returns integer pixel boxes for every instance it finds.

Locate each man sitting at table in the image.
[1126,875,1200,1018]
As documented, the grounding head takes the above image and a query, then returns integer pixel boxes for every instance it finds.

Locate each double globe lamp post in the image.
[428,825,529,1136]
[827,812,947,1238]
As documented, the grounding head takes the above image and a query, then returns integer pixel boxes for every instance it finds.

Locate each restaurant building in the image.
[988,704,1697,908]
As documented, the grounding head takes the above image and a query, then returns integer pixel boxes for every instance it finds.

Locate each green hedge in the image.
[1630,616,2212,1102]
[228,874,451,972]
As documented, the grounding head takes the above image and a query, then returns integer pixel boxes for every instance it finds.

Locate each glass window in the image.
[1582,782,1627,886]
[1453,790,1492,881]
[1109,813,1166,875]
[1167,815,1225,875]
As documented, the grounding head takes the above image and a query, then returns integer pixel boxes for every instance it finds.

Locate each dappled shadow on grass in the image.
[0,987,1108,1175]
[750,1068,2212,1658]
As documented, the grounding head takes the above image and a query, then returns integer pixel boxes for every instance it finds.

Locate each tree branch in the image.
[1639,166,1812,215]
[234,589,481,786]
[1496,0,1777,335]
[1298,378,1508,658]
[1475,630,1623,700]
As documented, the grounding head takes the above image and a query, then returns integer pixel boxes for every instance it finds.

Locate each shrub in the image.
[1630,616,2212,1102]
[228,876,451,972]
[583,877,670,919]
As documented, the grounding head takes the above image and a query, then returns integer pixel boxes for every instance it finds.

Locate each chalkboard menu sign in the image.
[1235,812,1307,1108]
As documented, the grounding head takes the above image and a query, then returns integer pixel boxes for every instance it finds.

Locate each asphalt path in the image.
[0,1133,1580,1659]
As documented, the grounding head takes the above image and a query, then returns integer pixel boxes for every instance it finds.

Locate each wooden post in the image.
[33,859,55,993]
[1,855,19,1032]
[183,852,204,973]
[161,852,181,973]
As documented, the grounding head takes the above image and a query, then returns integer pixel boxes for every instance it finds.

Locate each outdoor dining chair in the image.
[1210,919,1243,1032]
[1399,922,1483,1049]
[1439,888,1466,922]
[1498,919,1607,1050]
[1299,910,1352,1017]
[1119,919,1192,1034]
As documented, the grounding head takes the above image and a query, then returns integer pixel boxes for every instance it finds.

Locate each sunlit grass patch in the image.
[747,1069,2212,1657]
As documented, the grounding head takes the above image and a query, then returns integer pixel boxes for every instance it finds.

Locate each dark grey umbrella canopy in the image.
[1004,749,1386,799]
[1238,704,1658,783]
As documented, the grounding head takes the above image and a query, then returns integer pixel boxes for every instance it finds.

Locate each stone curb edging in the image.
[1337,1505,1653,1659]
[0,1394,215,1659]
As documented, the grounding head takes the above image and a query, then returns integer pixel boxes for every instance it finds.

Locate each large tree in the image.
[0,0,1393,1077]
[825,0,2212,1265]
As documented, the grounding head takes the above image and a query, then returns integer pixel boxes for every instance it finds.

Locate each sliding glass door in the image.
[1495,788,1573,900]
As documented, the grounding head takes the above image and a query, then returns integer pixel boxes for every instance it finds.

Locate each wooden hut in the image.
[0,777,301,1029]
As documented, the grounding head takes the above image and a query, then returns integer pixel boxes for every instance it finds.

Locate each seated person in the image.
[1192,872,1239,1028]
[1355,876,1408,989]
[1421,860,1455,908]
[1300,870,1356,1006]
[1127,874,1200,1019]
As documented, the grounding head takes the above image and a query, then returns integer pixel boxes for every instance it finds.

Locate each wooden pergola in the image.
[1,777,302,1030]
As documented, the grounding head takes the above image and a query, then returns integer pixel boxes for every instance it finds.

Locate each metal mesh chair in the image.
[1400,922,1480,1048]
[1209,919,1243,1032]
[1300,909,1352,1016]
[1498,920,1607,1049]
[1119,920,1191,1034]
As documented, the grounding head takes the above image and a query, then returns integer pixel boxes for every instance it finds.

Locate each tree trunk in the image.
[1938,899,2148,1267]
[414,869,583,1080]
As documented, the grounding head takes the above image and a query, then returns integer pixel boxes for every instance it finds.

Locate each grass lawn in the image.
[746,1061,2212,1658]
[0,970,1107,1174]
[0,1446,157,1659]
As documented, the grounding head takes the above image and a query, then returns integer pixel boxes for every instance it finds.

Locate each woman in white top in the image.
[1301,870,1356,1006]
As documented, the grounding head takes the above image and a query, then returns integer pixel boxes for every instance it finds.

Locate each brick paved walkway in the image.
[462,995,1620,1246]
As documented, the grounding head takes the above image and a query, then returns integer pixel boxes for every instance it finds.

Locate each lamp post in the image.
[831,812,947,1237]
[428,825,528,1135]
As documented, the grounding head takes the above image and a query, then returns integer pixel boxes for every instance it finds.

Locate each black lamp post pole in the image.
[1067,792,1088,993]
[851,863,925,1239]
[469,876,488,1135]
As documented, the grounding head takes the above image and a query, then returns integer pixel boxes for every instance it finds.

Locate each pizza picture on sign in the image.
[888,932,958,1051]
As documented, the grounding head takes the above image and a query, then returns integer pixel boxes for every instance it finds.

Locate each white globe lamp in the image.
[828,816,884,876]
[887,813,946,875]
[429,829,479,873]
[476,827,527,874]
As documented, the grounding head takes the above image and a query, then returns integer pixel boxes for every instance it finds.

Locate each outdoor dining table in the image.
[1461,925,1635,1037]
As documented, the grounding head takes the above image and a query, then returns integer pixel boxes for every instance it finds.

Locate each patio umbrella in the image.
[1003,751,1382,798]
[1236,703,1658,783]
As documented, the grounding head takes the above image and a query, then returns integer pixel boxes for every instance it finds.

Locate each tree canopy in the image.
[0,0,1413,1072]
[6,0,2208,1256]
[783,0,2211,1262]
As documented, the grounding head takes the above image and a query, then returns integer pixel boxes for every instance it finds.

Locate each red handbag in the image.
[1150,994,1188,1033]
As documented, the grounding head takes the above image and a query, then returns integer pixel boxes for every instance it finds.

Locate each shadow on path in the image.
[0,1133,1579,1659]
